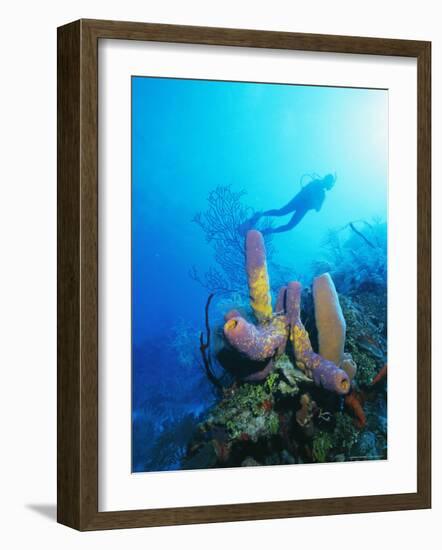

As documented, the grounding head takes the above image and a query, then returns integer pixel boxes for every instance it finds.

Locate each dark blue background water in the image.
[131,76,388,472]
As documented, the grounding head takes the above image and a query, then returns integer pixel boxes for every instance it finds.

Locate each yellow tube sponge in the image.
[246,230,273,322]
[313,273,346,365]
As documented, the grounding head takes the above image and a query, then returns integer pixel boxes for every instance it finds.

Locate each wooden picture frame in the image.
[57,19,431,530]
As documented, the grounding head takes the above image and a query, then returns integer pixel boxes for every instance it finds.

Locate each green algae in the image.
[312,431,333,463]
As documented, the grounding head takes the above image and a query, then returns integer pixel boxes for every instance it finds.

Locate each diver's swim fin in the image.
[238,212,261,235]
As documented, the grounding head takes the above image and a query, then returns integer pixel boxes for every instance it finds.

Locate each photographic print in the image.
[132,76,388,473]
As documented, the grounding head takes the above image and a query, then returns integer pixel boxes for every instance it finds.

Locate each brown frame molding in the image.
[57,19,431,530]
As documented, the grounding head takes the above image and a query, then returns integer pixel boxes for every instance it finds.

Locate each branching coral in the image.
[316,219,387,294]
[191,186,250,293]
[190,185,293,296]
[191,186,274,294]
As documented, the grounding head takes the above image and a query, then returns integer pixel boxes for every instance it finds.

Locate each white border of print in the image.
[98,39,417,512]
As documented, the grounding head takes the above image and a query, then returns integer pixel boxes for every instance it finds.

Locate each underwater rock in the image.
[183,442,219,470]
[241,457,261,467]
[275,354,313,384]
[365,395,387,437]
[278,380,297,395]
[273,355,309,396]
[340,293,386,387]
[280,450,296,464]
[357,336,385,361]
[184,362,302,468]
[264,453,281,466]
[331,412,360,456]
[353,430,378,460]
[204,379,281,444]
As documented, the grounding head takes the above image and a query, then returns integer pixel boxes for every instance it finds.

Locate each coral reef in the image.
[340,292,386,388]
[331,412,360,455]
[316,219,387,295]
[183,354,303,469]
[182,229,388,471]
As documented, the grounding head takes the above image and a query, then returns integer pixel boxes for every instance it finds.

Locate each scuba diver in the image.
[242,173,336,236]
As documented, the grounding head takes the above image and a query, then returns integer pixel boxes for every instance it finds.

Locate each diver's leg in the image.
[237,210,262,234]
[262,209,307,235]
[261,197,299,218]
[238,198,296,234]
[239,196,300,235]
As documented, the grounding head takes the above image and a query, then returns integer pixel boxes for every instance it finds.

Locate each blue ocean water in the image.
[131,76,388,472]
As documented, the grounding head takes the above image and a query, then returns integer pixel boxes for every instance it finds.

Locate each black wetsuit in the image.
[257,179,328,235]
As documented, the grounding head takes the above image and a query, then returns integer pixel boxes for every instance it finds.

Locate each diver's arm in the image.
[314,190,326,212]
